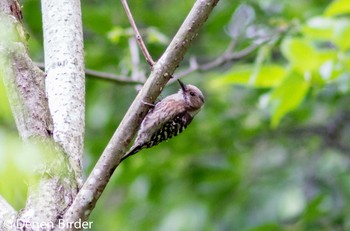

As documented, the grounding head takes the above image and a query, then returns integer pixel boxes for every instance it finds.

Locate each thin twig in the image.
[36,38,260,87]
[86,68,143,84]
[129,37,146,82]
[121,0,155,66]
[34,62,143,85]
[36,41,260,86]
[169,41,260,84]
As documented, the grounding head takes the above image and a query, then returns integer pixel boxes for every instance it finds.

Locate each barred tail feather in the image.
[120,145,143,162]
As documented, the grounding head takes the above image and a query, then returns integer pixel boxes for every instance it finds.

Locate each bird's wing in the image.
[123,99,191,162]
[133,99,185,144]
[141,99,186,133]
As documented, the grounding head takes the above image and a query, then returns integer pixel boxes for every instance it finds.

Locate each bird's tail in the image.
[120,145,142,162]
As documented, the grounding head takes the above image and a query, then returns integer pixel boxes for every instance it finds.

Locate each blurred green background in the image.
[1,0,350,230]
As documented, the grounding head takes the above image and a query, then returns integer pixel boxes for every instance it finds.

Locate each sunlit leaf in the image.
[212,64,286,88]
[146,27,169,45]
[0,134,63,210]
[0,134,40,209]
[332,19,350,50]
[319,60,345,82]
[302,17,334,41]
[281,38,320,72]
[0,75,14,123]
[107,27,132,44]
[318,49,337,64]
[302,16,350,50]
[267,72,310,127]
[281,37,338,73]
[325,0,350,17]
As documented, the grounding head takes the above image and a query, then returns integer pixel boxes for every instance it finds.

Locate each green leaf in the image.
[302,17,350,50]
[107,27,132,44]
[302,195,326,222]
[146,27,169,45]
[267,72,310,127]
[0,76,14,123]
[0,135,39,209]
[302,17,334,41]
[325,0,350,17]
[0,133,69,210]
[281,37,338,73]
[246,223,282,231]
[281,38,320,72]
[212,64,286,88]
[332,19,350,50]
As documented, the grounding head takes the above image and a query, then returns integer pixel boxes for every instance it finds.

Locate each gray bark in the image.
[42,0,85,187]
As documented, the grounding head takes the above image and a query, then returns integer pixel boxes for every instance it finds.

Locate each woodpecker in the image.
[120,80,204,162]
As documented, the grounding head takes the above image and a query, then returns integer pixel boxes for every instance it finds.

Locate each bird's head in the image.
[178,80,205,112]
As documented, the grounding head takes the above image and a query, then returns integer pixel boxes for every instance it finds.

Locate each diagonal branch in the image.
[61,0,220,224]
[121,0,155,66]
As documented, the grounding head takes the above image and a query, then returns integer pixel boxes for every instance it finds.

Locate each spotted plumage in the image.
[120,80,204,162]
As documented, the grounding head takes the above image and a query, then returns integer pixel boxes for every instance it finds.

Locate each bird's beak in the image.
[178,79,186,92]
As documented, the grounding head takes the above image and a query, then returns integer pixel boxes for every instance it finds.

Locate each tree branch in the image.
[1,4,52,140]
[129,37,146,82]
[62,0,219,224]
[169,40,259,84]
[86,68,144,84]
[121,0,155,66]
[35,62,144,85]
[69,40,260,85]
[42,0,85,186]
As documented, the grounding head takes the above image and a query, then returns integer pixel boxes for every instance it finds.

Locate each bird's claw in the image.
[141,100,155,107]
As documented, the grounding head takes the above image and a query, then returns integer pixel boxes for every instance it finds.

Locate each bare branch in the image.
[121,0,155,66]
[79,41,259,86]
[86,68,143,84]
[35,62,143,85]
[129,37,146,82]
[36,39,260,87]
[169,41,260,84]
[62,0,219,224]
[59,41,259,86]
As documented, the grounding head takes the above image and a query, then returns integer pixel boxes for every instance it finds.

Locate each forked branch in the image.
[61,0,220,225]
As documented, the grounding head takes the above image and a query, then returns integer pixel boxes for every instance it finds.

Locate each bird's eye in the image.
[190,92,195,96]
